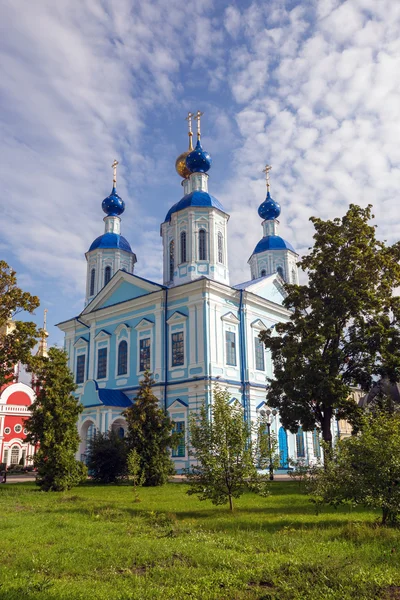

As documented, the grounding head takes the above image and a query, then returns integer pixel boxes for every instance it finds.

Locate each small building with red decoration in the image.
[0,381,36,467]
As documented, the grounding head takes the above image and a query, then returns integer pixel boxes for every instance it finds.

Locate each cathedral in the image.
[57,112,321,472]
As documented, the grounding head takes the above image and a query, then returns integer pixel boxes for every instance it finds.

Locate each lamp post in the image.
[265,408,277,480]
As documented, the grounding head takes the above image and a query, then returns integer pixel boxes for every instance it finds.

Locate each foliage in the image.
[260,205,400,447]
[87,431,128,484]
[25,347,87,491]
[0,261,40,386]
[127,448,145,502]
[186,386,270,510]
[309,412,400,525]
[123,371,180,486]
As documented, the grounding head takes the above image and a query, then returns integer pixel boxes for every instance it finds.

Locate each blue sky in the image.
[1,0,400,346]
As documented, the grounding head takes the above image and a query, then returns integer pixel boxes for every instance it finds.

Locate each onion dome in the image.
[258,191,281,220]
[88,232,134,254]
[186,140,212,174]
[164,190,226,222]
[102,187,125,217]
[175,150,192,179]
[253,235,295,254]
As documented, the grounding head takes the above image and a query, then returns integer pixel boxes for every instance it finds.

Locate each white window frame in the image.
[14,424,22,434]
[168,399,188,460]
[114,324,131,380]
[74,337,89,386]
[135,319,155,376]
[251,319,268,372]
[94,330,111,381]
[167,312,188,370]
[221,312,240,369]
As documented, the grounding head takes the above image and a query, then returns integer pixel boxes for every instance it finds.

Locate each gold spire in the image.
[175,112,195,179]
[111,159,119,187]
[263,164,272,192]
[194,110,204,140]
[185,111,194,151]
[36,309,49,358]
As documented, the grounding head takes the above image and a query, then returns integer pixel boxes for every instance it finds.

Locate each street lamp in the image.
[261,408,277,480]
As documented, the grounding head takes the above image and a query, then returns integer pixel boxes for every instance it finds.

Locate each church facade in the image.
[57,113,321,471]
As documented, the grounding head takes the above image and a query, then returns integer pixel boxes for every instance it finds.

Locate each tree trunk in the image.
[322,409,333,466]
[228,494,234,511]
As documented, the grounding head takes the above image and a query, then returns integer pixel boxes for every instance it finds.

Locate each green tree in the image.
[186,387,270,511]
[87,431,128,484]
[0,261,40,386]
[127,449,145,502]
[123,371,180,486]
[310,411,400,525]
[25,347,87,491]
[260,204,400,449]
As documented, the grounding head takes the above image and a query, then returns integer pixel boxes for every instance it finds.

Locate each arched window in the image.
[278,427,288,469]
[292,268,296,283]
[118,427,124,439]
[90,268,96,296]
[313,429,321,459]
[217,232,223,264]
[277,266,285,281]
[104,266,111,286]
[296,427,305,458]
[180,231,187,264]
[260,269,266,277]
[117,340,128,376]
[169,240,175,282]
[10,446,19,465]
[199,229,207,260]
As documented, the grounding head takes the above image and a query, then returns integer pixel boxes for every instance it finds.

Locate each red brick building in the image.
[0,381,36,467]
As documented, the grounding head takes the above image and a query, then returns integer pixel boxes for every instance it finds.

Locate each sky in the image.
[1,0,400,346]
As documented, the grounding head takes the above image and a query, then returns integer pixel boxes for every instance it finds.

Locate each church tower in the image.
[161,112,230,287]
[85,161,137,305]
[248,166,299,284]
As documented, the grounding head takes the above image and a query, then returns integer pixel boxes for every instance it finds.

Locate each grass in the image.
[1,481,400,599]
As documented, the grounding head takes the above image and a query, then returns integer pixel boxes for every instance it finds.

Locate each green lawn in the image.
[1,481,400,600]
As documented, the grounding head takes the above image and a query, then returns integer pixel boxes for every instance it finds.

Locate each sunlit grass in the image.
[1,481,399,599]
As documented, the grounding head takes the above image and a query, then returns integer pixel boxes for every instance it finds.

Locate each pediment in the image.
[166,311,188,325]
[235,274,286,305]
[251,319,268,330]
[135,318,154,331]
[94,329,111,341]
[82,271,164,315]
[221,311,240,324]
[74,336,89,347]
[169,399,188,410]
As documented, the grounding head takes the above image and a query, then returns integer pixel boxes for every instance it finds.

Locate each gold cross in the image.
[194,110,204,139]
[185,112,194,150]
[43,308,48,331]
[111,159,119,186]
[263,164,272,191]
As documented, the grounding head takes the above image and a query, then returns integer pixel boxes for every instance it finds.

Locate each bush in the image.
[87,431,128,484]
[309,412,400,525]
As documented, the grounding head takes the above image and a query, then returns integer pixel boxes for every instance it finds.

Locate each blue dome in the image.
[258,191,281,220]
[164,190,226,222]
[253,235,295,254]
[102,187,125,217]
[186,140,212,173]
[88,233,133,253]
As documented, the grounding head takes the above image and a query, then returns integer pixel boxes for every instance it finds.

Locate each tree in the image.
[25,347,87,491]
[0,261,40,386]
[127,449,145,502]
[123,371,180,486]
[186,387,270,511]
[87,431,128,484]
[260,205,400,450]
[309,411,400,525]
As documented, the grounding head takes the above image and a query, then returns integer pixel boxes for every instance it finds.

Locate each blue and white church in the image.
[58,112,321,471]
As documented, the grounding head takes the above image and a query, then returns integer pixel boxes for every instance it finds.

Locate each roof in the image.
[252,235,296,254]
[97,388,132,408]
[233,274,276,290]
[164,190,227,222]
[88,233,134,254]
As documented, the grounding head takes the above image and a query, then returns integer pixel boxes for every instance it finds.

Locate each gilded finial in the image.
[37,308,49,358]
[111,159,119,187]
[194,110,204,140]
[263,164,272,192]
[185,112,194,151]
